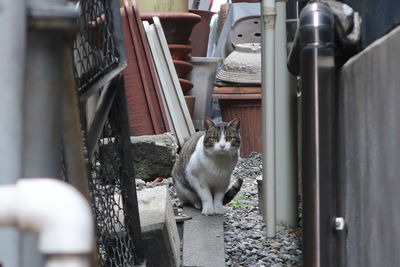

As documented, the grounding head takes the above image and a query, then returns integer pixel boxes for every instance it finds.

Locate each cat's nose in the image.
[220,144,225,150]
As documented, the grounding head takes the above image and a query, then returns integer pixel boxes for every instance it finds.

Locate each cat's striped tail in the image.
[223,178,243,205]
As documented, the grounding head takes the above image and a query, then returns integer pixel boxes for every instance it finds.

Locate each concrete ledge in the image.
[182,207,226,267]
[138,186,180,267]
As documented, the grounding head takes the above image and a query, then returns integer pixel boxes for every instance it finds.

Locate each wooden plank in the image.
[212,93,262,99]
[143,19,195,147]
[152,17,195,137]
[120,3,170,135]
[213,86,261,94]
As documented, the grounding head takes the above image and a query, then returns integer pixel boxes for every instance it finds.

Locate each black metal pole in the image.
[109,76,146,264]
[299,3,336,267]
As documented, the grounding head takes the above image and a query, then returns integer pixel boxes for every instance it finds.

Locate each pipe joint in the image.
[263,7,277,29]
[27,1,79,32]
[299,2,334,46]
[0,178,93,255]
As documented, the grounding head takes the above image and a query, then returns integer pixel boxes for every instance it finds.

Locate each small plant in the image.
[229,197,255,210]
[230,201,243,208]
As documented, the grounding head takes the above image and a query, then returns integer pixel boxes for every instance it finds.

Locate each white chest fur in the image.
[185,136,238,193]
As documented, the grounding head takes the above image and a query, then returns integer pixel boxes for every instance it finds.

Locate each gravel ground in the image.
[224,153,302,267]
[137,152,302,267]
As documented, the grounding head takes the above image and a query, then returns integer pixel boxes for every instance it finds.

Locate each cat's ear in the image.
[227,117,240,130]
[203,117,217,130]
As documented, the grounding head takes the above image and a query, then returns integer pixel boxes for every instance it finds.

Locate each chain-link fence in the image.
[85,84,144,266]
[72,0,144,265]
[89,117,140,266]
[73,0,126,96]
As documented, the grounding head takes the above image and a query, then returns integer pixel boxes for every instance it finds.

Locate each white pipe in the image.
[261,0,277,238]
[0,178,93,266]
[274,2,298,229]
[45,255,90,267]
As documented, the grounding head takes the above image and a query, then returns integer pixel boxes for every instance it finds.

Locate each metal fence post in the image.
[21,0,79,265]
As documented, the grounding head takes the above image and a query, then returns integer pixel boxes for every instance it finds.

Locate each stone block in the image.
[137,186,180,267]
[130,133,178,181]
[99,133,178,183]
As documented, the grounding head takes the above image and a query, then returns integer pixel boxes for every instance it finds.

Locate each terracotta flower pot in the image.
[189,9,216,57]
[168,44,192,61]
[141,12,201,44]
[179,78,193,94]
[173,59,193,78]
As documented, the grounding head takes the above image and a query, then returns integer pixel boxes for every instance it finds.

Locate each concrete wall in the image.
[337,25,400,267]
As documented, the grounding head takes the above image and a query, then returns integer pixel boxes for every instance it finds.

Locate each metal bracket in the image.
[263,7,277,29]
[335,217,346,231]
[27,2,79,32]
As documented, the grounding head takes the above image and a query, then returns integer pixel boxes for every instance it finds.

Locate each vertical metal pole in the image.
[261,0,277,238]
[22,28,64,178]
[0,1,26,266]
[299,3,336,267]
[21,1,79,266]
[274,1,298,229]
[108,77,146,263]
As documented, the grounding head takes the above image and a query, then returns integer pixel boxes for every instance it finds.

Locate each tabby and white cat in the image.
[172,117,243,216]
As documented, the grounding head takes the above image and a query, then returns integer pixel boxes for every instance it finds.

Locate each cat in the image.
[172,117,243,216]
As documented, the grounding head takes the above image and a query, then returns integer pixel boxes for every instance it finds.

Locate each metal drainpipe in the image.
[261,0,277,238]
[298,3,336,267]
[274,1,298,230]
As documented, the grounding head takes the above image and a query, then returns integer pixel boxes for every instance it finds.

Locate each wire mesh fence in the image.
[73,0,126,95]
[62,88,144,266]
[89,121,137,266]
[72,0,143,265]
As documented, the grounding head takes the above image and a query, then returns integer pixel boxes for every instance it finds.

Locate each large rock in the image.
[98,133,178,183]
[130,133,178,181]
[137,186,180,267]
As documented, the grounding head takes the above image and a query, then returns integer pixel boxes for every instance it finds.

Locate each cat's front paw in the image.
[214,205,227,215]
[201,204,215,216]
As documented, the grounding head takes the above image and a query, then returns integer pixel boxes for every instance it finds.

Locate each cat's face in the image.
[203,117,241,155]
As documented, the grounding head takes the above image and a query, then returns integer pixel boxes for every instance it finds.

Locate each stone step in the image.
[137,186,180,267]
[182,207,226,267]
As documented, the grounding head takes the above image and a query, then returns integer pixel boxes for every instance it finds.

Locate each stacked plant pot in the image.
[140,12,201,118]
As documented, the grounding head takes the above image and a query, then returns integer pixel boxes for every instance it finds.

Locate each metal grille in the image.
[73,0,125,95]
[89,121,137,266]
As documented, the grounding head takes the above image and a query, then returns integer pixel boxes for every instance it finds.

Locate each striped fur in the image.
[172,117,242,215]
[223,178,243,205]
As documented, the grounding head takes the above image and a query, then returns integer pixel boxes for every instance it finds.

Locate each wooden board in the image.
[213,86,261,94]
[120,1,170,135]
[143,17,195,147]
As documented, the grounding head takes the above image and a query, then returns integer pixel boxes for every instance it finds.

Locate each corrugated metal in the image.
[338,25,400,267]
[218,98,261,157]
